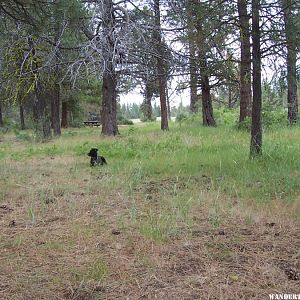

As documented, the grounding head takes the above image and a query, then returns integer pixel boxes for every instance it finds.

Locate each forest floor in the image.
[0,123,299,299]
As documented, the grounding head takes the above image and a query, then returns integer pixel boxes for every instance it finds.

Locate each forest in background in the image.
[0,0,299,158]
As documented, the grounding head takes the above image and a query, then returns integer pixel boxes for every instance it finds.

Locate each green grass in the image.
[1,122,300,208]
[1,120,300,299]
[138,210,179,241]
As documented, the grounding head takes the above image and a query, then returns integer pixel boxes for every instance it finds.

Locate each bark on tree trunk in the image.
[199,36,215,126]
[158,72,169,130]
[101,71,119,135]
[194,13,216,126]
[51,0,62,136]
[189,40,198,113]
[250,0,262,157]
[283,0,298,124]
[228,86,233,109]
[101,0,119,135]
[19,103,25,130]
[187,1,198,113]
[0,47,3,127]
[201,73,216,126]
[28,37,51,141]
[154,0,169,131]
[61,101,68,128]
[51,84,61,135]
[166,87,171,120]
[0,100,3,127]
[238,0,252,123]
[33,82,52,141]
[143,82,153,120]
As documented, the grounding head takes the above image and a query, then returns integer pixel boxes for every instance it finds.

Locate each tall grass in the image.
[1,122,300,210]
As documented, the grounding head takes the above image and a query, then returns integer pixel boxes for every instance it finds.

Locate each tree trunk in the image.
[201,73,216,126]
[0,100,3,127]
[166,86,171,120]
[197,22,216,126]
[101,71,118,135]
[70,111,73,124]
[28,37,51,141]
[51,0,62,136]
[61,101,68,128]
[191,3,216,126]
[283,0,298,124]
[19,103,25,130]
[158,74,169,130]
[187,1,198,113]
[228,86,233,108]
[51,84,61,135]
[250,0,262,158]
[101,0,119,135]
[238,0,252,123]
[33,82,52,141]
[0,47,3,127]
[189,41,198,113]
[154,0,169,131]
[143,81,153,120]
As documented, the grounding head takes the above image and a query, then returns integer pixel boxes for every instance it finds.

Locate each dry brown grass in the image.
[0,132,299,300]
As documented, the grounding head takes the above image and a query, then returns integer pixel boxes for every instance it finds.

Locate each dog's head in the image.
[87,148,98,158]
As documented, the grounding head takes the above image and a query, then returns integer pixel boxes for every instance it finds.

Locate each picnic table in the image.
[83,120,101,127]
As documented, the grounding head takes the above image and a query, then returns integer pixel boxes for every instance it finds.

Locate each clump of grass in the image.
[127,162,148,192]
[70,259,109,282]
[85,259,109,281]
[173,196,194,222]
[27,207,36,225]
[138,209,179,241]
[208,209,221,228]
[35,186,66,205]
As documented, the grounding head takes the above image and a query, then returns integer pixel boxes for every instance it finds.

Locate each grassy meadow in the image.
[0,120,299,299]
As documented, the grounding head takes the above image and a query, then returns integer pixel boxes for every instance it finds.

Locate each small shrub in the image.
[140,116,156,122]
[214,108,238,125]
[14,130,32,142]
[262,107,286,128]
[175,112,188,125]
[236,116,251,131]
[0,127,9,134]
[117,115,134,125]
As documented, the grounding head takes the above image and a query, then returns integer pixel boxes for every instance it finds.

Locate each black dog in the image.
[87,148,107,166]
